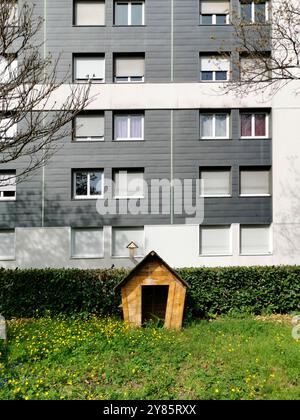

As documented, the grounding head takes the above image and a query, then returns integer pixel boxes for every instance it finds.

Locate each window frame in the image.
[200,55,230,82]
[240,0,269,23]
[239,166,272,197]
[239,224,272,256]
[113,54,145,83]
[199,224,232,256]
[240,112,269,139]
[70,227,104,259]
[73,113,105,142]
[199,167,232,197]
[114,113,144,141]
[73,0,106,26]
[114,1,145,26]
[73,170,104,200]
[113,169,145,199]
[0,172,16,201]
[111,226,145,258]
[200,112,230,139]
[0,229,16,261]
[73,54,105,83]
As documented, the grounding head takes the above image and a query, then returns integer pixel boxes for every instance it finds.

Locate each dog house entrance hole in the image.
[142,285,169,324]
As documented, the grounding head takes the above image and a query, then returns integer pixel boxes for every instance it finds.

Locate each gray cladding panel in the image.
[0,1,273,229]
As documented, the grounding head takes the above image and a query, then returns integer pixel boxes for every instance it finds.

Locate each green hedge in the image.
[0,266,300,319]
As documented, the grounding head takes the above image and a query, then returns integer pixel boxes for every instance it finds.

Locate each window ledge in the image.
[240,137,269,140]
[111,255,144,259]
[113,25,146,27]
[200,137,230,140]
[73,25,106,28]
[200,195,231,198]
[114,138,144,142]
[239,252,273,256]
[240,194,271,197]
[199,253,233,257]
[114,196,145,200]
[74,196,104,200]
[71,255,104,260]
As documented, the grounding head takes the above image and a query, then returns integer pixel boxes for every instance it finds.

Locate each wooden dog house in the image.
[115,251,189,329]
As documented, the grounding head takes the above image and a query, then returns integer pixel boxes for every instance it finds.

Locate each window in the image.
[200,1,230,25]
[240,0,268,23]
[240,55,270,82]
[74,55,105,82]
[240,225,271,255]
[114,113,144,140]
[200,113,229,138]
[0,172,16,200]
[113,169,144,198]
[114,1,144,25]
[73,170,104,199]
[240,167,271,196]
[0,56,17,83]
[200,168,231,196]
[200,225,231,255]
[112,227,144,257]
[0,117,17,140]
[71,228,104,258]
[200,55,230,81]
[240,112,268,138]
[114,55,145,83]
[74,113,104,141]
[74,1,105,26]
[0,230,15,260]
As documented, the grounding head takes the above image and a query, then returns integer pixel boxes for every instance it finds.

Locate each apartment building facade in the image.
[0,0,298,269]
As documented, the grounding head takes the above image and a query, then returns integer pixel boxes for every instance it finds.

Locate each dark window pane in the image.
[76,172,88,196]
[3,191,15,197]
[255,3,266,22]
[241,3,252,22]
[131,76,143,82]
[201,14,213,25]
[115,3,128,25]
[216,14,227,24]
[90,172,102,195]
[215,71,227,80]
[255,114,266,136]
[201,71,213,80]
[241,114,252,136]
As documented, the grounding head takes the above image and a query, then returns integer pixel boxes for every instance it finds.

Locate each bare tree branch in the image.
[0,0,92,185]
[221,0,300,96]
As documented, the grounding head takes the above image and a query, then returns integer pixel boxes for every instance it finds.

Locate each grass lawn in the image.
[0,315,299,400]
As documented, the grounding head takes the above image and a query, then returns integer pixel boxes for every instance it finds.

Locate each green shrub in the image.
[0,265,300,319]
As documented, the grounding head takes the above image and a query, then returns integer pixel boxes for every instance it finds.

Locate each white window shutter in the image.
[76,115,104,138]
[200,226,231,255]
[76,1,105,25]
[240,169,270,195]
[0,118,17,138]
[71,228,103,258]
[0,174,16,192]
[201,170,230,195]
[75,57,104,80]
[240,225,271,254]
[201,1,230,14]
[112,227,144,257]
[115,56,145,77]
[201,55,230,71]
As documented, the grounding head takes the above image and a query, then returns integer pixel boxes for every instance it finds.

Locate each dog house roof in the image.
[114,250,190,290]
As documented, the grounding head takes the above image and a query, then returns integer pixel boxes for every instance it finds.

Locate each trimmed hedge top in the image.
[0,265,300,319]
